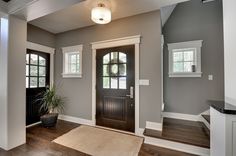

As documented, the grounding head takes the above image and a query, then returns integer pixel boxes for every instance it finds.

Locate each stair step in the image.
[202,115,210,124]
[143,118,210,149]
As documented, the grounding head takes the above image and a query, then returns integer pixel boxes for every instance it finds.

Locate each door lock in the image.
[126,86,134,99]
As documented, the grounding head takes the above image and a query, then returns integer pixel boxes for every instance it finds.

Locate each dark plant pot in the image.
[40,113,58,127]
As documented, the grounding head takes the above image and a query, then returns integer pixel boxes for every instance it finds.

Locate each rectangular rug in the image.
[53,125,143,156]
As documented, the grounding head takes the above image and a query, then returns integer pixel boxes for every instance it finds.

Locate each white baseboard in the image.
[26,121,41,128]
[200,115,210,130]
[58,114,94,126]
[162,112,200,121]
[146,121,163,131]
[144,136,210,156]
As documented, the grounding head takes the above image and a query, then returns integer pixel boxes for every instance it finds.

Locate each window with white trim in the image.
[62,45,83,78]
[168,40,202,77]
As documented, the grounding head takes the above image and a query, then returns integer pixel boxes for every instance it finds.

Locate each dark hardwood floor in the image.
[144,118,210,148]
[0,120,196,156]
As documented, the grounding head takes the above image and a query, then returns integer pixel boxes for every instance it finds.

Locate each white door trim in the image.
[27,42,55,86]
[91,35,141,134]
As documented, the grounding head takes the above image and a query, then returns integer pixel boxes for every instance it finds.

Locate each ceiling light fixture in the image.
[91,3,111,24]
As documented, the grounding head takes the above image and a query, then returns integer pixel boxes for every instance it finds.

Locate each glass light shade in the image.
[91,6,111,24]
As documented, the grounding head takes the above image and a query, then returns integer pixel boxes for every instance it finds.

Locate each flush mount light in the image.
[91,3,111,24]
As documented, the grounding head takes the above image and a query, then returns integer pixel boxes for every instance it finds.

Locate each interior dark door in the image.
[96,45,135,132]
[26,49,50,126]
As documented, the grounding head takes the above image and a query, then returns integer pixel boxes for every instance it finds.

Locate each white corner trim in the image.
[200,116,210,130]
[58,115,94,126]
[27,42,55,54]
[146,121,163,131]
[27,42,55,86]
[91,35,141,135]
[144,136,210,156]
[162,112,200,121]
[91,35,141,50]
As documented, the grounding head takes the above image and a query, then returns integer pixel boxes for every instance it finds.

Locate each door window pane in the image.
[119,77,126,89]
[26,65,29,76]
[30,77,38,88]
[103,53,110,64]
[39,77,46,87]
[119,64,126,76]
[26,54,29,64]
[119,52,127,63]
[110,64,118,76]
[26,77,29,88]
[111,52,118,63]
[103,77,110,89]
[30,66,38,76]
[30,54,38,65]
[103,65,109,76]
[39,67,46,76]
[111,77,118,89]
[39,56,46,66]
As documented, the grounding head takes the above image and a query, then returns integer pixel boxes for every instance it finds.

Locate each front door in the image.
[26,49,50,126]
[96,45,135,132]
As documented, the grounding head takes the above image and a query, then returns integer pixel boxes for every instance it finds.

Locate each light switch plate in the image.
[139,79,150,86]
[208,75,213,80]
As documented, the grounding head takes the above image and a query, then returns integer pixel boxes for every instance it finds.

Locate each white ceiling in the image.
[29,0,189,34]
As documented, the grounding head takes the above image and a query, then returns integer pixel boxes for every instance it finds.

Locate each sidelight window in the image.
[102,52,127,89]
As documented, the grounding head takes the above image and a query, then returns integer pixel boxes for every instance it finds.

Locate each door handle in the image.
[126,86,134,99]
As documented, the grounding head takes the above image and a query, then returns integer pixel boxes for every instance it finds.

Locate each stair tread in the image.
[143,118,210,149]
[202,115,210,124]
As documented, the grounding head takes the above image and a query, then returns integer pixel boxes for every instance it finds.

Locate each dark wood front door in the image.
[96,45,135,132]
[26,49,50,126]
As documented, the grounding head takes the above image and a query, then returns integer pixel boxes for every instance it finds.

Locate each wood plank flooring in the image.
[0,120,196,156]
[144,118,210,148]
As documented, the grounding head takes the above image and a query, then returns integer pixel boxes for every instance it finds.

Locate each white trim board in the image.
[144,136,210,156]
[27,42,55,86]
[146,121,163,131]
[58,115,94,126]
[162,112,200,121]
[26,121,41,128]
[91,35,141,135]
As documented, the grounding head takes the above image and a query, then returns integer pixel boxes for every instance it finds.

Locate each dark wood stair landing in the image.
[144,118,210,148]
[202,114,210,124]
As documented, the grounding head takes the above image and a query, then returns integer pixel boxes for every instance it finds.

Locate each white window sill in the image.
[169,72,202,78]
[62,73,82,78]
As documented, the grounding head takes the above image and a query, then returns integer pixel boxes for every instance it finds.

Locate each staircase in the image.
[143,117,210,156]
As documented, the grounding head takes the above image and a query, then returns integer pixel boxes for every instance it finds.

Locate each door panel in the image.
[96,45,135,132]
[26,49,50,126]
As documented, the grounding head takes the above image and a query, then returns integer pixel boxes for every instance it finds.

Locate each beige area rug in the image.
[53,125,144,156]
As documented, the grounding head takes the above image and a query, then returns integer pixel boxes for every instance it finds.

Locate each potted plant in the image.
[38,85,65,127]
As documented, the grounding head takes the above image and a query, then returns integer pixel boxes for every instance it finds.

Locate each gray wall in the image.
[163,0,224,115]
[55,11,162,128]
[27,24,55,48]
